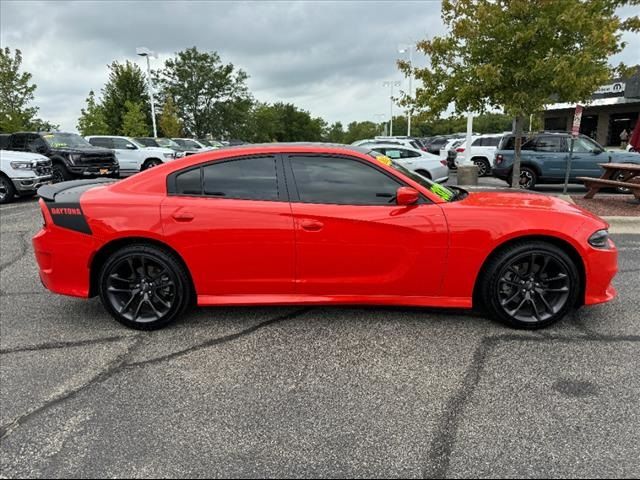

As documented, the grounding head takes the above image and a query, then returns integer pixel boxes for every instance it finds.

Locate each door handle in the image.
[300,219,324,232]
[172,211,194,222]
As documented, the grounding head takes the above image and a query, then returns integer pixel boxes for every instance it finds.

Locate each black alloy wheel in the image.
[99,244,192,330]
[473,158,491,177]
[481,241,579,329]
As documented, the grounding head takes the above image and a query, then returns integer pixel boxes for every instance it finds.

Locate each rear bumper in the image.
[32,225,94,298]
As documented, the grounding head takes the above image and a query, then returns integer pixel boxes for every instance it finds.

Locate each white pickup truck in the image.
[85,136,177,176]
[0,150,53,204]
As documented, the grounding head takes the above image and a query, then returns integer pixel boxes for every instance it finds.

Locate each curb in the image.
[602,216,640,234]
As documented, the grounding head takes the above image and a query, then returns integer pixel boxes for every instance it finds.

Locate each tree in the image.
[121,101,149,137]
[77,90,109,135]
[343,121,381,144]
[325,121,345,143]
[158,96,182,137]
[401,0,640,187]
[0,47,57,132]
[155,47,252,138]
[102,60,150,135]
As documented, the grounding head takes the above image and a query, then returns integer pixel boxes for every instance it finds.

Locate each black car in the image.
[6,132,118,183]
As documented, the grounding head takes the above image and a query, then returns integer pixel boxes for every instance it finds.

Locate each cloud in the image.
[1,0,637,132]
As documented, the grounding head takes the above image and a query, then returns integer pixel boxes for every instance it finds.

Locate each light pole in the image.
[382,81,401,136]
[398,44,415,136]
[374,113,386,135]
[136,47,158,138]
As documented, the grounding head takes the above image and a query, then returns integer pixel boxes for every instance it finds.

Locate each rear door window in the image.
[535,136,564,152]
[203,156,278,200]
[88,137,113,149]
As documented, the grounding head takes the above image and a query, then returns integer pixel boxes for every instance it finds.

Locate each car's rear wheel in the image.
[473,158,491,177]
[481,241,580,329]
[99,244,192,330]
[0,174,16,204]
[518,167,537,189]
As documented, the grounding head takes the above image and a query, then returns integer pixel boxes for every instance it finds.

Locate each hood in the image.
[144,147,175,154]
[608,151,640,163]
[459,190,606,224]
[53,146,113,155]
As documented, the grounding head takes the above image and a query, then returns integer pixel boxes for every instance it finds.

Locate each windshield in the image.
[175,139,202,149]
[42,132,92,149]
[135,137,160,147]
[368,151,457,202]
[157,138,181,148]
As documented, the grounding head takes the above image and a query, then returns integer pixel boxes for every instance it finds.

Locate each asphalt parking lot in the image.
[1,197,639,478]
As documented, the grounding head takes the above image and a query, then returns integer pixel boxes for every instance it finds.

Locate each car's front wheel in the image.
[480,241,580,329]
[52,164,72,183]
[98,244,192,330]
[0,174,16,204]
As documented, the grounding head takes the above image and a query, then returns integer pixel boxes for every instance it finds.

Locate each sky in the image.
[1,0,639,133]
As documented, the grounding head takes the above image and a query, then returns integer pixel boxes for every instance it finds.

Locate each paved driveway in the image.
[1,198,638,478]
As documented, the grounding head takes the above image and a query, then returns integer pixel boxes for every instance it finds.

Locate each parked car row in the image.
[0,131,229,202]
[354,132,640,191]
[352,137,449,184]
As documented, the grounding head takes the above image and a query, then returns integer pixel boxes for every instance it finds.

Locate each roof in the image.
[221,142,373,155]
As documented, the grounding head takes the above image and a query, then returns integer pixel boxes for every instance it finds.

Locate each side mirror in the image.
[396,187,419,206]
[125,144,137,150]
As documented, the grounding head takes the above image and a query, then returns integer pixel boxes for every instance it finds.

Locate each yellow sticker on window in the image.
[375,155,392,166]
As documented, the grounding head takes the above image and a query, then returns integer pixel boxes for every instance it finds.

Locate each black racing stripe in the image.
[46,202,92,235]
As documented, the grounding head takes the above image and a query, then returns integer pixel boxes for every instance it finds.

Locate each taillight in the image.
[440,160,448,166]
[38,199,50,227]
[456,147,465,153]
[495,154,503,165]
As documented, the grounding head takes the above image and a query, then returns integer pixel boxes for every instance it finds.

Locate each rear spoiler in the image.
[38,178,115,202]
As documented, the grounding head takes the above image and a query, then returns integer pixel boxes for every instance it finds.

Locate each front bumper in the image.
[12,175,52,194]
[68,165,119,178]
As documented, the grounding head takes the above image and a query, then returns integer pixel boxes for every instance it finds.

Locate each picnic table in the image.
[577,163,640,200]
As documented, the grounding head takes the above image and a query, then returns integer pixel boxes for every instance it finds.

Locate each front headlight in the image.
[588,229,610,249]
[68,153,82,164]
[10,161,36,170]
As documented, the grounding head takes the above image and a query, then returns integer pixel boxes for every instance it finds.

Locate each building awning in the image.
[546,96,640,112]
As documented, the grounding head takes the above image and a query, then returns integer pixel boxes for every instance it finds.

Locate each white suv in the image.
[85,136,177,175]
[0,150,52,204]
[454,134,504,176]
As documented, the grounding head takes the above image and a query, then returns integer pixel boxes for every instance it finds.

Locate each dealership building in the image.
[544,74,640,147]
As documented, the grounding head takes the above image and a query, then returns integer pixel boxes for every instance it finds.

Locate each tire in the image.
[98,244,193,330]
[480,241,580,329]
[142,158,162,171]
[518,167,537,189]
[52,163,72,183]
[472,158,491,177]
[613,171,631,194]
[0,174,16,204]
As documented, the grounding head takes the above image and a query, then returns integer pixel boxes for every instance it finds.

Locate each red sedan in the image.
[33,144,617,330]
